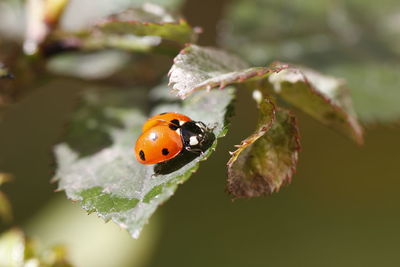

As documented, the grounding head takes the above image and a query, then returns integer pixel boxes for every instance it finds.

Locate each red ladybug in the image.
[135,112,208,164]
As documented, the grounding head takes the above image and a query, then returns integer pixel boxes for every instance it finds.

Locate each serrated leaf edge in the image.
[168,48,288,99]
[270,62,363,144]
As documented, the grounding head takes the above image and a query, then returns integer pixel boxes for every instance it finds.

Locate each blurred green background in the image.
[1,0,400,266]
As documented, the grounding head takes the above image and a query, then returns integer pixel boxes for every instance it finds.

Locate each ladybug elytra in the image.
[135,112,208,165]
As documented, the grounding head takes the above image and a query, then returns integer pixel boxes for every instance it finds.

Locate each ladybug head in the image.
[180,121,209,153]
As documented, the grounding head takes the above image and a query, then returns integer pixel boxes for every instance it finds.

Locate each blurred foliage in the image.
[47,50,131,80]
[221,0,400,123]
[48,4,198,56]
[25,196,161,267]
[0,173,12,223]
[0,64,13,79]
[0,228,73,267]
[0,1,190,110]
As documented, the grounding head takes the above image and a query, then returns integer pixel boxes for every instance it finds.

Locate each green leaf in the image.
[96,4,196,44]
[100,3,181,24]
[79,186,139,213]
[227,99,300,198]
[54,85,234,238]
[268,63,363,144]
[50,4,198,54]
[169,44,253,98]
[168,45,296,99]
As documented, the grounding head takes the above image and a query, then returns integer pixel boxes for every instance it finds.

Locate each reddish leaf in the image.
[227,99,300,198]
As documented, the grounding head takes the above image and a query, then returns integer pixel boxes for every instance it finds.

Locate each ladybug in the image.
[135,112,209,164]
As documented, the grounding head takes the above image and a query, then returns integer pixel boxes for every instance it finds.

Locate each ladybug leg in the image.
[185,146,203,155]
[196,121,210,131]
[205,122,217,131]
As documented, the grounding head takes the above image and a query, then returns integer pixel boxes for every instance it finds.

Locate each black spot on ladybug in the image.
[159,112,167,115]
[139,150,146,161]
[169,124,179,130]
[162,148,169,155]
[170,119,179,125]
